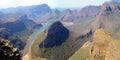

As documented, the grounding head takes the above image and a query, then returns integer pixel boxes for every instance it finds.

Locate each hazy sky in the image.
[0,0,110,8]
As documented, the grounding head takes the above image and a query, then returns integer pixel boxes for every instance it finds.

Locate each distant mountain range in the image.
[0,3,101,50]
[31,0,120,60]
[0,3,101,23]
[41,5,101,22]
[0,0,120,60]
[0,13,42,50]
[0,4,51,20]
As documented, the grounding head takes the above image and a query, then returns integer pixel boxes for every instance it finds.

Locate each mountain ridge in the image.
[90,28,120,60]
[0,4,51,20]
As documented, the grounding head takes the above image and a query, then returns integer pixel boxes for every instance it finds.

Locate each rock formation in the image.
[0,38,21,60]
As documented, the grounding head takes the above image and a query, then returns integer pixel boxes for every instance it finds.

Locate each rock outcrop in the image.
[39,21,70,48]
[0,38,21,60]
[101,1,120,12]
[105,40,120,60]
[92,1,120,39]
[90,28,112,60]
[90,28,120,60]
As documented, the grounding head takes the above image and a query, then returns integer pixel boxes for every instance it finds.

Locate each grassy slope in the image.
[68,19,94,32]
[31,31,89,60]
[92,10,120,39]
[105,40,120,60]
[68,41,92,60]
[15,29,33,43]
[69,28,120,60]
[31,32,46,57]
[31,23,92,60]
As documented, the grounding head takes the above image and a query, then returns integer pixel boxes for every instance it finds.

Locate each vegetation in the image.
[90,28,120,60]
[31,21,93,60]
[69,42,92,60]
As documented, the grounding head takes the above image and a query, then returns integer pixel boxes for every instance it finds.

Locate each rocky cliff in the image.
[90,28,120,60]
[92,1,120,39]
[0,38,21,60]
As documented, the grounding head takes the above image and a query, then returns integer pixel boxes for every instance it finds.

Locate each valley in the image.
[0,0,120,60]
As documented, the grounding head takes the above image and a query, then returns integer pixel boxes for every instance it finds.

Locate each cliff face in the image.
[90,28,112,60]
[92,1,120,39]
[90,28,120,60]
[105,40,120,60]
[101,2,120,12]
[0,38,21,60]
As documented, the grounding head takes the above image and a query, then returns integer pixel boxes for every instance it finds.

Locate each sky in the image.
[0,0,110,9]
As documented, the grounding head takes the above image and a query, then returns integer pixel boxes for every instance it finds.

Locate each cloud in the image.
[0,0,11,8]
[0,0,110,8]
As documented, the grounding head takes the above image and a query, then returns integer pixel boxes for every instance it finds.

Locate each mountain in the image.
[69,28,120,60]
[0,4,51,20]
[40,9,61,21]
[90,28,120,60]
[31,21,92,60]
[111,0,120,3]
[1,1,120,60]
[0,13,42,50]
[41,5,101,22]
[105,39,120,60]
[39,21,69,48]
[0,28,25,50]
[0,38,21,60]
[90,28,112,60]
[63,1,120,60]
[92,1,120,39]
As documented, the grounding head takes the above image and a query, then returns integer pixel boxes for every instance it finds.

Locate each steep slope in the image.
[39,21,69,48]
[69,28,120,60]
[68,1,120,60]
[0,13,42,50]
[69,41,92,60]
[90,28,120,60]
[105,40,120,60]
[90,28,112,60]
[31,21,93,60]
[92,1,120,39]
[0,38,21,60]
[0,28,25,50]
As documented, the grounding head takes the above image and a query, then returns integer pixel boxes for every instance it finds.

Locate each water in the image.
[31,20,54,40]
[23,20,55,55]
